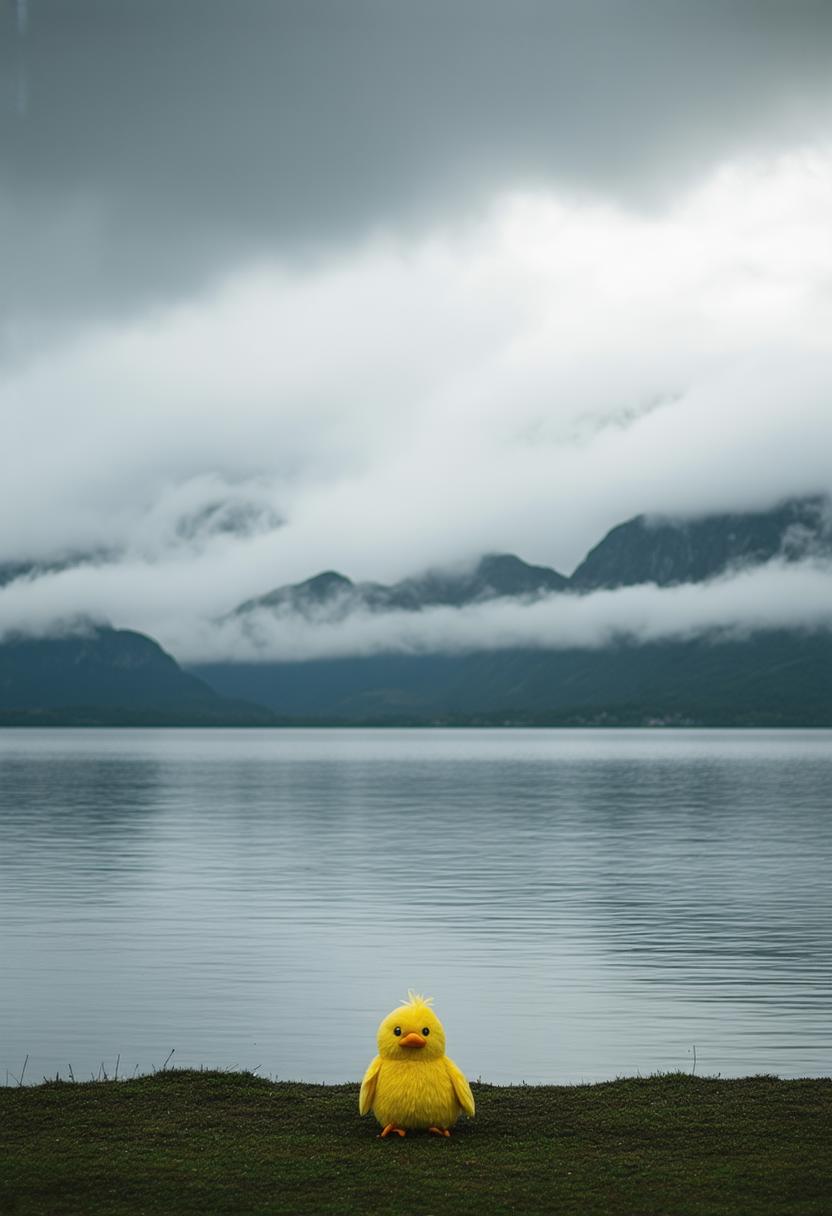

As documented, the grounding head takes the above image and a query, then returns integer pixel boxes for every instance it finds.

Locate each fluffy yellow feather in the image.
[359,991,475,1137]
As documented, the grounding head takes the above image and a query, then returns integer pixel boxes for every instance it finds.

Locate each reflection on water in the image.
[1,728,830,1084]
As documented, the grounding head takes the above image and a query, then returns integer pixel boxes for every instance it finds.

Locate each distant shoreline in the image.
[1,717,831,729]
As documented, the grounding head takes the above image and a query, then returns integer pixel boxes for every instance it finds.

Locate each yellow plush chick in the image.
[359,991,475,1137]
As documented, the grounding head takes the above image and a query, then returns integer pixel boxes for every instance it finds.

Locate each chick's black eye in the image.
[393,1026,401,1037]
[422,1027,430,1036]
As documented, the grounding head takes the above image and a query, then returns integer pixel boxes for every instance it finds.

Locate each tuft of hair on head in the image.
[405,989,434,1008]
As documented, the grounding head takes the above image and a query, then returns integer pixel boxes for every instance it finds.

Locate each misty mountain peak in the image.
[300,571,354,599]
[234,570,355,618]
[570,496,831,591]
[474,553,569,596]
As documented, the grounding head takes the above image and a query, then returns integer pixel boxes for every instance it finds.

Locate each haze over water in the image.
[1,728,830,1086]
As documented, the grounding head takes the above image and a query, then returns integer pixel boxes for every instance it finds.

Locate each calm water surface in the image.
[1,728,830,1085]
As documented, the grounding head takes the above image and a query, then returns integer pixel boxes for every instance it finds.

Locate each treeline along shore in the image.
[1,1069,830,1215]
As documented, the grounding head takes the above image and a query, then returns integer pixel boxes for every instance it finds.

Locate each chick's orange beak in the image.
[399,1032,427,1048]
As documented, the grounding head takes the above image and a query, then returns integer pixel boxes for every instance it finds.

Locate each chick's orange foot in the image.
[379,1124,406,1138]
[429,1126,451,1137]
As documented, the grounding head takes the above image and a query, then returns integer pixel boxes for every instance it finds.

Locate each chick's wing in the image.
[444,1057,475,1117]
[359,1055,382,1115]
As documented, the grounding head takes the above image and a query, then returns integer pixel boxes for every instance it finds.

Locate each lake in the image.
[1,728,830,1087]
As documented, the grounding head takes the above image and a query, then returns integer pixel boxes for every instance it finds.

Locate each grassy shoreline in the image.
[2,1070,830,1215]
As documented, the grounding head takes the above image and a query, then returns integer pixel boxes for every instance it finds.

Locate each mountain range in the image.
[194,496,832,725]
[227,496,831,627]
[0,496,829,725]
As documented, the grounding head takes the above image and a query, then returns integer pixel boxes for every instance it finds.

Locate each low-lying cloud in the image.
[174,559,832,663]
[2,558,831,666]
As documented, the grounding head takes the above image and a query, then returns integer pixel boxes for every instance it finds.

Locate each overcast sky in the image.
[1,1,831,658]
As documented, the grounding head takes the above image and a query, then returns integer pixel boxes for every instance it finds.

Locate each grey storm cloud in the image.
[2,0,832,337]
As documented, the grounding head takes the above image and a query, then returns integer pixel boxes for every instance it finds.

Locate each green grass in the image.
[1,1070,830,1215]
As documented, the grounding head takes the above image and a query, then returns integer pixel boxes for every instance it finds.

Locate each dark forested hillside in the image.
[193,632,832,726]
[0,628,273,725]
